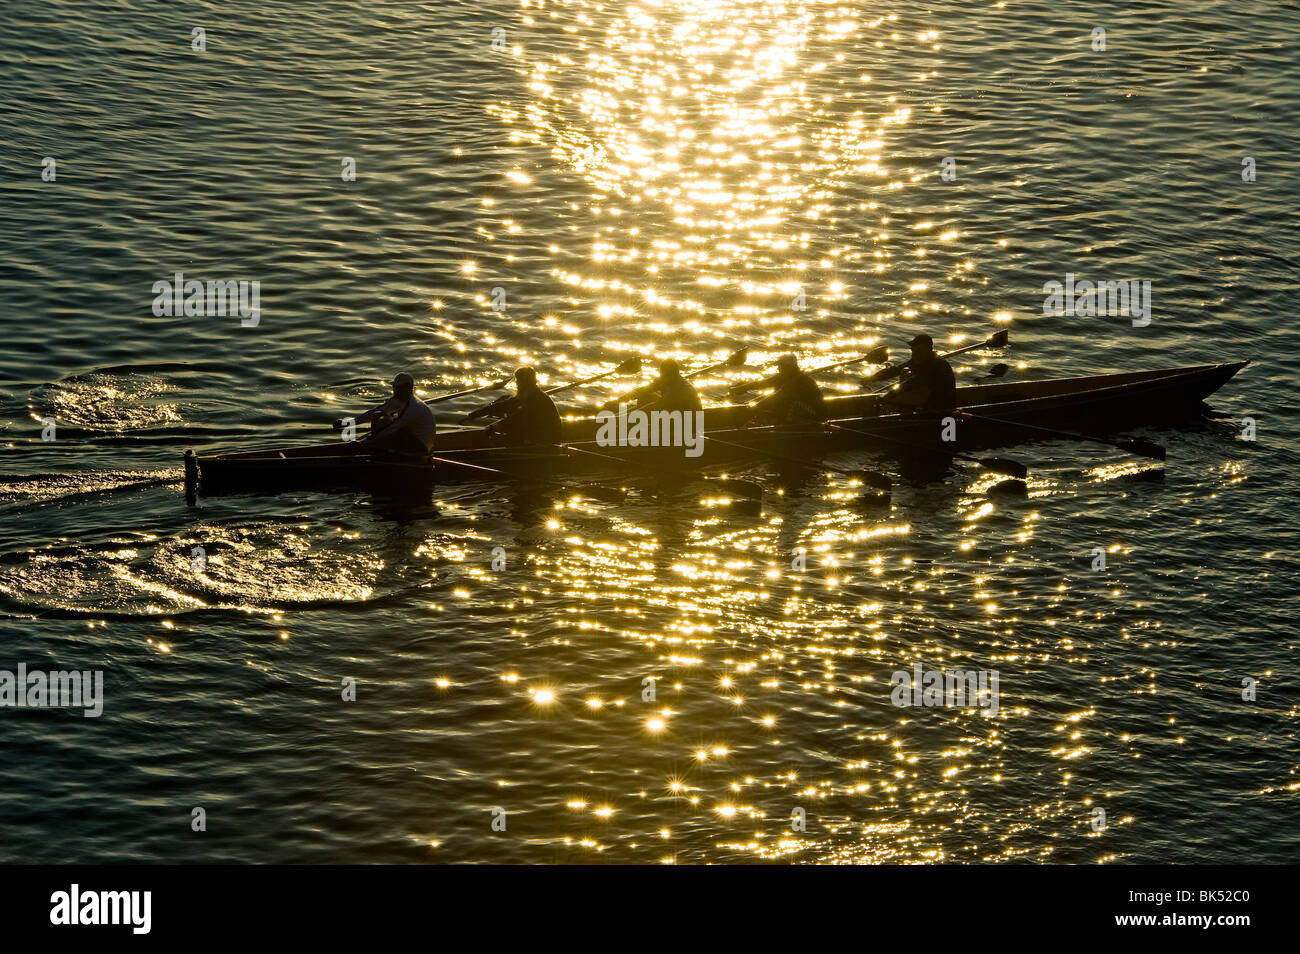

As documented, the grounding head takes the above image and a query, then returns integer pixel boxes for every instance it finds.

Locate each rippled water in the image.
[1,0,1297,863]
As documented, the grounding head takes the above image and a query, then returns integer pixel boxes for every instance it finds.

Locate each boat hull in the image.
[185,446,437,496]
[185,360,1247,495]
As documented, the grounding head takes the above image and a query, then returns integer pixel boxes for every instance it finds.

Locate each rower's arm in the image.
[353,400,395,425]
[480,396,522,433]
[486,402,528,440]
[884,370,931,409]
[364,415,410,444]
[733,373,780,396]
[465,394,514,422]
[363,401,414,442]
[867,358,915,387]
[335,399,390,431]
[600,383,653,411]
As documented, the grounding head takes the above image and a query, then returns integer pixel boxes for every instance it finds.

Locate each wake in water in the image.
[0,470,184,512]
[0,513,460,621]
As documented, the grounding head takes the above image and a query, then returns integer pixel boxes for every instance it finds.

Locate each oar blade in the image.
[977,456,1028,479]
[725,496,764,517]
[705,476,764,500]
[576,483,630,503]
[987,478,1028,496]
[856,487,890,506]
[851,470,893,492]
[1117,438,1167,461]
[990,329,1010,348]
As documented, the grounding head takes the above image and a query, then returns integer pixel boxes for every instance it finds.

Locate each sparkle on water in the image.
[0,0,1290,866]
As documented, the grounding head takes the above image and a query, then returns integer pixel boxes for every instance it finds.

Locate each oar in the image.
[431,445,637,501]
[544,356,644,396]
[10,473,189,513]
[466,357,643,421]
[704,433,892,493]
[729,345,889,398]
[982,363,1009,380]
[598,348,748,412]
[331,377,512,431]
[958,412,1167,461]
[561,442,765,500]
[824,420,1028,479]
[427,376,512,405]
[953,327,1010,358]
[428,455,506,476]
[686,347,749,379]
[869,330,1010,390]
[804,344,891,377]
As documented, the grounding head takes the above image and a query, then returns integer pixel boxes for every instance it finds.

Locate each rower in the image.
[742,354,826,424]
[885,334,956,413]
[481,366,563,446]
[334,371,437,457]
[609,358,702,413]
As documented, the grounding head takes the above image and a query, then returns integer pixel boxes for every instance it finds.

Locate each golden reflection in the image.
[336,0,1170,866]
[493,0,934,348]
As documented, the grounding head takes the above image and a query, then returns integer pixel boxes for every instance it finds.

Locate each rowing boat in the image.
[184,360,1247,496]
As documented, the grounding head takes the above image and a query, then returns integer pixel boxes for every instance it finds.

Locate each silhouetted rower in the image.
[743,354,826,424]
[483,367,563,446]
[888,334,956,412]
[334,371,436,458]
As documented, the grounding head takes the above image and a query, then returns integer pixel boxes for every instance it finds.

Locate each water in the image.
[0,0,1296,863]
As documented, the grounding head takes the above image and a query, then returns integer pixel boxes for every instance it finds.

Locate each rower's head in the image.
[391,372,415,399]
[514,366,539,391]
[908,334,935,359]
[658,358,683,380]
[776,354,799,375]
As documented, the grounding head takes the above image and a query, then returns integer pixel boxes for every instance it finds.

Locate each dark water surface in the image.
[1,0,1296,863]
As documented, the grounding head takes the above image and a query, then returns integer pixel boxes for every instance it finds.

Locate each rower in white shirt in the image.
[333,372,437,458]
